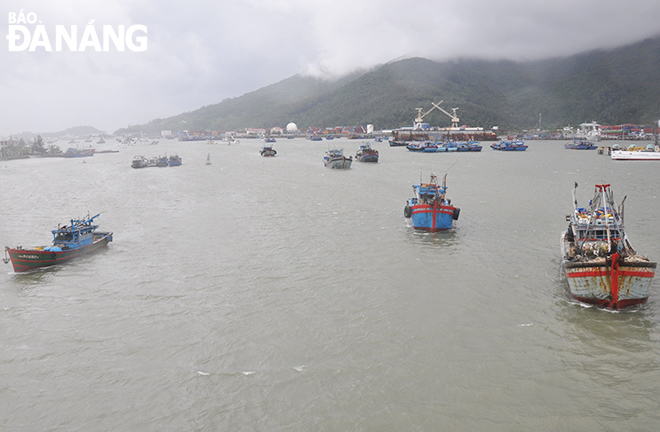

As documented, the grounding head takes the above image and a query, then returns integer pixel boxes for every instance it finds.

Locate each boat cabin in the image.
[51,216,100,249]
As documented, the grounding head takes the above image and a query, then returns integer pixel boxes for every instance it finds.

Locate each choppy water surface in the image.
[2,139,660,430]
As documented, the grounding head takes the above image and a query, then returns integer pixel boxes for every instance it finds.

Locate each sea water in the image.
[1,138,660,430]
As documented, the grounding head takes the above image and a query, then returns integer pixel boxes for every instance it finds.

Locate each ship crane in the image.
[413,103,441,130]
[431,101,459,128]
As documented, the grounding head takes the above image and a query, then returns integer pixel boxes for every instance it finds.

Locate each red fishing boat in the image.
[561,183,656,309]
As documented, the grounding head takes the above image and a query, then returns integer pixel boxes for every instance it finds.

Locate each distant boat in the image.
[131,155,149,168]
[308,135,323,141]
[611,150,660,160]
[263,136,276,143]
[561,182,656,309]
[406,141,438,152]
[456,141,482,152]
[260,144,277,157]
[490,140,527,151]
[65,147,95,158]
[323,148,352,169]
[206,153,212,165]
[168,154,182,166]
[355,142,379,162]
[404,172,459,232]
[565,139,597,150]
[155,156,169,167]
[3,213,113,273]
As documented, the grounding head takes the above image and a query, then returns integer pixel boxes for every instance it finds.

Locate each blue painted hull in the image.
[409,201,456,232]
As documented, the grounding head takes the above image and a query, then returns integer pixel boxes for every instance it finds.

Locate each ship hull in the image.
[356,153,378,162]
[409,202,457,232]
[563,259,656,309]
[324,158,352,169]
[5,232,113,273]
[611,150,660,161]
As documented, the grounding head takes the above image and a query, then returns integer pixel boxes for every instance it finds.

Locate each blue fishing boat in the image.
[565,139,597,150]
[404,173,460,232]
[456,141,483,152]
[168,154,182,166]
[491,140,527,151]
[3,213,113,273]
[406,141,438,152]
[355,142,379,162]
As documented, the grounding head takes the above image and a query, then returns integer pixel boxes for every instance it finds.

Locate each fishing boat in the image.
[355,142,379,162]
[565,139,597,150]
[560,183,656,309]
[131,155,149,168]
[404,173,460,232]
[155,156,169,167]
[168,154,182,166]
[323,148,352,169]
[65,147,95,157]
[611,144,660,160]
[260,144,277,157]
[490,140,527,151]
[406,141,438,152]
[459,141,483,152]
[3,213,113,273]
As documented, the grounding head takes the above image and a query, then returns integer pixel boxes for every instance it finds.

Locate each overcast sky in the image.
[2,0,659,136]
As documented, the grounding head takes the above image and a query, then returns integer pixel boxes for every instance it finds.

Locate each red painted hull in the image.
[5,233,112,273]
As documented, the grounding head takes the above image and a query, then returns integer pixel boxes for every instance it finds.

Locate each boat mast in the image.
[599,184,612,252]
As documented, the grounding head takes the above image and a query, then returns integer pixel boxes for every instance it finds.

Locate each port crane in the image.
[432,101,460,128]
[413,101,460,129]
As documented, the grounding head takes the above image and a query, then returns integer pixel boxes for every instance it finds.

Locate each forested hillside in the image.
[116,35,660,135]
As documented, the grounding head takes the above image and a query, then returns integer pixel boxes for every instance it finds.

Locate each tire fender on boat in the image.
[404,206,412,218]
[452,207,460,220]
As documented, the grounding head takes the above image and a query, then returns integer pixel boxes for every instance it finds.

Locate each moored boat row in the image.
[131,155,183,168]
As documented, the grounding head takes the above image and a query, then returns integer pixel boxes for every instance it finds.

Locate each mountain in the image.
[115,35,660,135]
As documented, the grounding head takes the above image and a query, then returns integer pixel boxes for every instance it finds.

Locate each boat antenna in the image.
[444,160,458,175]
[572,182,578,211]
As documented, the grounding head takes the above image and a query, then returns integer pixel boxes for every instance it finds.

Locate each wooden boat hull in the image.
[563,259,656,309]
[408,202,457,232]
[561,232,656,309]
[5,232,113,273]
[324,157,352,169]
[356,153,378,162]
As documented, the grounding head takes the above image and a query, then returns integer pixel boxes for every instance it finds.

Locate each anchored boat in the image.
[355,142,379,162]
[560,183,656,309]
[260,144,277,157]
[323,148,352,169]
[404,173,460,232]
[490,140,527,151]
[4,213,113,273]
[168,154,182,166]
[565,139,597,150]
